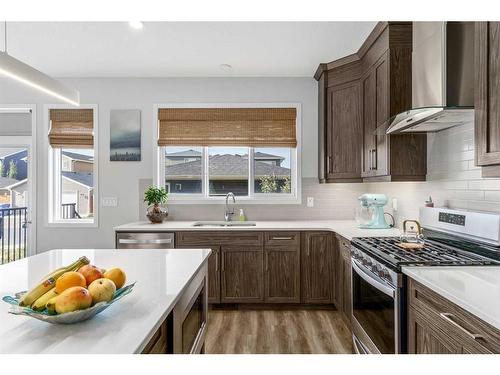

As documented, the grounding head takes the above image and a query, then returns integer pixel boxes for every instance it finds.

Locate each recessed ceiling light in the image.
[220,64,233,72]
[129,21,144,30]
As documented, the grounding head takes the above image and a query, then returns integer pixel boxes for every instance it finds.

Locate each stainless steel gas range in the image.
[350,207,500,354]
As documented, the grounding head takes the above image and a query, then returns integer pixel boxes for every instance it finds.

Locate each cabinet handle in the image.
[215,251,219,272]
[272,236,293,240]
[439,313,484,340]
[326,156,331,174]
[265,252,269,271]
[368,150,372,170]
[221,253,225,272]
[372,149,377,170]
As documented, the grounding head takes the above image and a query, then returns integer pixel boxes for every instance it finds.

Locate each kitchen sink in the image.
[192,221,257,227]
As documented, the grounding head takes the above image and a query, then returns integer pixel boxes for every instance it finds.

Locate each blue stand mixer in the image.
[356,194,393,229]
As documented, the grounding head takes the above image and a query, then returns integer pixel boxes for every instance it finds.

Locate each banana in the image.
[31,288,58,311]
[19,256,90,307]
[46,296,58,315]
[39,256,90,281]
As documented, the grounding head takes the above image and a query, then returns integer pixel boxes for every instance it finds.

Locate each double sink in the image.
[192,221,257,227]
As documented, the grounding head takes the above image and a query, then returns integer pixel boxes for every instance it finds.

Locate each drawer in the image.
[176,231,264,246]
[408,278,500,354]
[336,235,351,260]
[264,231,300,248]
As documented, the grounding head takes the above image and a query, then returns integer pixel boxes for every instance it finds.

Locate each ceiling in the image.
[1,22,376,77]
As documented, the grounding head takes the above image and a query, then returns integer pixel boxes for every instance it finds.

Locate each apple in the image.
[55,286,92,314]
[88,278,116,304]
[78,264,104,285]
[104,267,127,289]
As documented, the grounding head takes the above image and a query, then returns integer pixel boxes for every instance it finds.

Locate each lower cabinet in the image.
[221,245,264,302]
[142,317,170,354]
[301,232,334,304]
[408,278,500,354]
[264,232,301,303]
[335,235,352,325]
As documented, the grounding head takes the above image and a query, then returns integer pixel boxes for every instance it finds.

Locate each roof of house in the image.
[0,149,25,159]
[165,154,291,178]
[62,171,93,188]
[62,151,94,162]
[0,177,19,189]
[166,149,202,158]
[254,151,285,161]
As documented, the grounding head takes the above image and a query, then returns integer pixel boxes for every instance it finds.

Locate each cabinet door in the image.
[408,307,461,354]
[301,232,333,304]
[325,81,363,181]
[341,253,352,322]
[264,232,301,303]
[221,245,264,303]
[361,70,376,177]
[374,54,389,176]
[475,22,500,170]
[177,245,220,304]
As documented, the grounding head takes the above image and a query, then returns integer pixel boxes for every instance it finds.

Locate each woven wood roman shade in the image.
[49,109,94,148]
[158,107,297,147]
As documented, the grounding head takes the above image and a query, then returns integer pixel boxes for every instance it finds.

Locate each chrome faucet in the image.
[224,192,236,222]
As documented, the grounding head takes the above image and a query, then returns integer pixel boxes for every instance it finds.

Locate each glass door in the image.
[0,108,35,264]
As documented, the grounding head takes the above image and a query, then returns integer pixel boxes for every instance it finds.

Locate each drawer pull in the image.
[342,241,348,248]
[119,238,172,244]
[439,313,484,340]
[271,236,293,240]
[215,251,219,272]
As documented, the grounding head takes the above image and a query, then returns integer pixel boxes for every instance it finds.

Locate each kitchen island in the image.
[0,248,210,354]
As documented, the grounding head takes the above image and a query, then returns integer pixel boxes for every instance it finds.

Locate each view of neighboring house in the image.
[165,150,291,195]
[61,151,94,217]
[0,149,28,208]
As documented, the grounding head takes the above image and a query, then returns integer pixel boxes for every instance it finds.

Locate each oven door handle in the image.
[351,259,395,298]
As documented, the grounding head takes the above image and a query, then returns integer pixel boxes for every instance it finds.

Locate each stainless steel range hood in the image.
[385,22,474,135]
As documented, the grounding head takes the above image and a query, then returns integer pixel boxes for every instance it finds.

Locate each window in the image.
[161,145,297,202]
[48,107,97,225]
[157,105,299,203]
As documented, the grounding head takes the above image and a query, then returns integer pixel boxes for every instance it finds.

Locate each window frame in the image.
[46,104,99,227]
[154,103,301,205]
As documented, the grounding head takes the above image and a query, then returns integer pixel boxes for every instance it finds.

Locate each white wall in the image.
[368,122,500,226]
[0,77,366,251]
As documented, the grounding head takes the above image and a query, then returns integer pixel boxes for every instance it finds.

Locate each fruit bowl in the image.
[2,282,135,324]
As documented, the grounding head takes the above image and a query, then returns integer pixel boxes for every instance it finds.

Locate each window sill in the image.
[46,219,97,228]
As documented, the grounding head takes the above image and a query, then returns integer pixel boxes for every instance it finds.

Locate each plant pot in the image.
[146,204,168,224]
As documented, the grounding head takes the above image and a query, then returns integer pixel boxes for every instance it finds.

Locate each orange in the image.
[103,268,126,289]
[55,271,87,294]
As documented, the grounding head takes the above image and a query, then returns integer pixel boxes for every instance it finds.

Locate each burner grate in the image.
[352,237,498,268]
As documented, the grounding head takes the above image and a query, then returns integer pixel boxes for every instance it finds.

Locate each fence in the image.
[0,207,28,265]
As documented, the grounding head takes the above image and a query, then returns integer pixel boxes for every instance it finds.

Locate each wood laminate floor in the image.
[205,308,353,354]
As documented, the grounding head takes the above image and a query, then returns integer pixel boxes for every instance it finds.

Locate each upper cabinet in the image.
[315,22,427,183]
[475,22,500,177]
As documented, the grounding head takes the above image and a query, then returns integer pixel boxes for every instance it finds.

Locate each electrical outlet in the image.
[307,197,314,208]
[101,197,118,207]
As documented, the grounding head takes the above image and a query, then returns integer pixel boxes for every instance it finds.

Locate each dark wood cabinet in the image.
[221,245,264,303]
[334,235,352,326]
[301,232,334,303]
[475,22,500,177]
[317,57,363,183]
[316,22,427,183]
[264,232,301,303]
[408,278,500,354]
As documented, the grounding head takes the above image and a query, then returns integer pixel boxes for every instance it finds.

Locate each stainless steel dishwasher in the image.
[115,232,175,249]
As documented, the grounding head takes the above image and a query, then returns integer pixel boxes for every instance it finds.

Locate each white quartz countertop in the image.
[0,248,211,354]
[114,220,402,241]
[402,266,500,330]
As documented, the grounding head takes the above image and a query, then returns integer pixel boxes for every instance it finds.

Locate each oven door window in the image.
[352,267,395,354]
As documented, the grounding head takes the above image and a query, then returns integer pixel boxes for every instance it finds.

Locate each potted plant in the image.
[144,186,169,223]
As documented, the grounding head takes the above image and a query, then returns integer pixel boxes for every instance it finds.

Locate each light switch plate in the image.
[307,197,314,208]
[101,197,118,207]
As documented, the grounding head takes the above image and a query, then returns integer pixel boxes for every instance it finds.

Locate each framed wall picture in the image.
[110,109,141,161]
